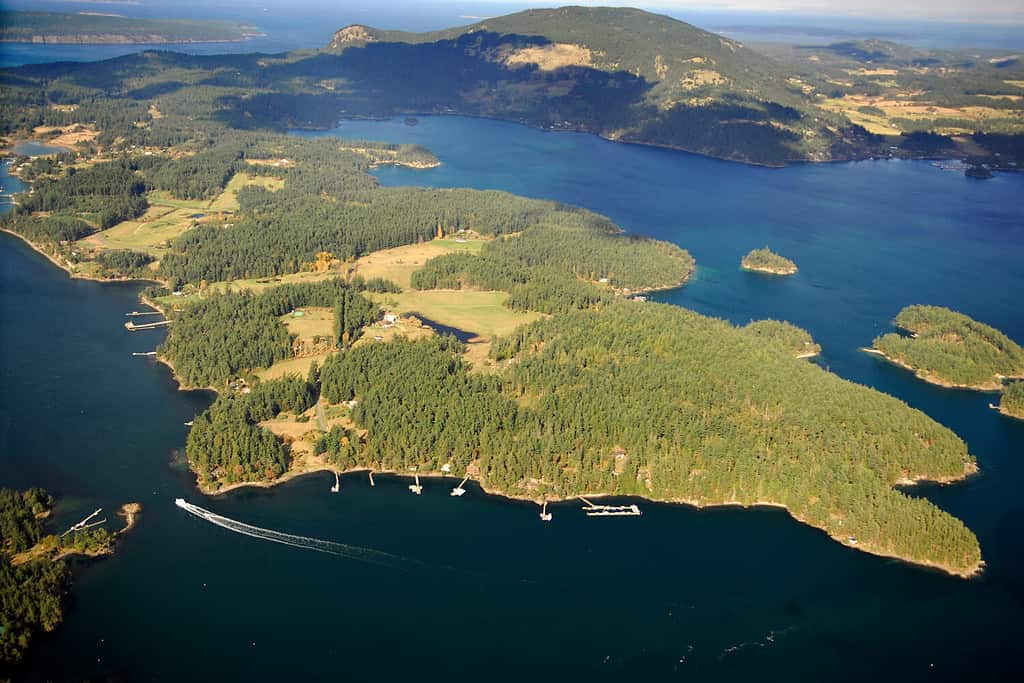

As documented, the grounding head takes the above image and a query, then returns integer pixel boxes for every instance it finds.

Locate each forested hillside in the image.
[309,302,980,576]
[5,7,1017,166]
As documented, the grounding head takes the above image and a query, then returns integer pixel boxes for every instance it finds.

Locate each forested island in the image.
[741,247,798,275]
[0,488,137,666]
[0,6,997,589]
[0,104,984,579]
[0,11,260,44]
[998,382,1024,420]
[870,305,1024,390]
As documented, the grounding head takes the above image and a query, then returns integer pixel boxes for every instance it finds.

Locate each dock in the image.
[61,508,103,536]
[126,311,162,317]
[409,473,423,495]
[539,500,552,522]
[369,471,375,486]
[330,471,340,493]
[125,320,171,331]
[578,496,641,517]
[451,475,469,496]
[132,351,157,357]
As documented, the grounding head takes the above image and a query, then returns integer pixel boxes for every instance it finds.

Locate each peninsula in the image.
[0,117,982,579]
[0,6,993,582]
[0,11,260,44]
[741,247,798,275]
[0,488,138,665]
[870,305,1024,390]
[999,382,1024,420]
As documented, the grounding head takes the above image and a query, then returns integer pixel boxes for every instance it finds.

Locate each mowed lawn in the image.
[354,238,484,289]
[368,289,541,339]
[79,175,284,256]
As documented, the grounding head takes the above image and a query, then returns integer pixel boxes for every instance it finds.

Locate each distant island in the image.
[741,247,798,275]
[869,305,1024,390]
[0,487,139,665]
[1,6,1021,167]
[999,382,1024,420]
[0,11,261,44]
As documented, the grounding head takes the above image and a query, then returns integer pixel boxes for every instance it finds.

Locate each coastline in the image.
[862,346,1011,392]
[201,457,982,579]
[741,263,797,276]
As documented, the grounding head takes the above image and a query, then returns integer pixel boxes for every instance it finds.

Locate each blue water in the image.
[4,113,1024,680]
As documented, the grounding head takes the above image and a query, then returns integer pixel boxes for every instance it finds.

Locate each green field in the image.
[368,289,541,339]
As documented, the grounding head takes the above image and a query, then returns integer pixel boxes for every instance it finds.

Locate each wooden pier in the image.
[124,319,171,331]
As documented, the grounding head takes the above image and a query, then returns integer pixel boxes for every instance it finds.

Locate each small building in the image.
[383,312,398,325]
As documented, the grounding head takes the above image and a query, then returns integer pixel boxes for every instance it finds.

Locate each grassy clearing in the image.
[367,289,541,339]
[80,205,197,255]
[282,307,335,339]
[820,94,1024,134]
[354,238,485,289]
[257,352,333,382]
[207,173,283,213]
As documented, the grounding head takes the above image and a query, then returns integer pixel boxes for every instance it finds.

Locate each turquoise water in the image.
[3,117,1024,681]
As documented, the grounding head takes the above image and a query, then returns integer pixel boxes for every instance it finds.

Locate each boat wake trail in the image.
[175,498,419,570]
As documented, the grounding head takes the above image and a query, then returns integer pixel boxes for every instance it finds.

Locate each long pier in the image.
[578,496,641,517]
[126,311,163,317]
[125,319,171,331]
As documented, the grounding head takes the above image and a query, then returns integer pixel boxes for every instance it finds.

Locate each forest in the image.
[159,278,378,388]
[308,301,980,575]
[742,320,821,358]
[187,375,318,488]
[873,305,1024,389]
[1000,382,1024,419]
[741,247,798,275]
[0,488,66,666]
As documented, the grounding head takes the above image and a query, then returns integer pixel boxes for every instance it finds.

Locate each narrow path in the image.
[316,401,327,432]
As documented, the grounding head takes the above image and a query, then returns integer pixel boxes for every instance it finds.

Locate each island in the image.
[0,11,261,44]
[0,6,998,594]
[1,6,1021,168]
[0,488,138,665]
[0,110,983,581]
[741,247,798,275]
[869,305,1024,390]
[998,382,1024,420]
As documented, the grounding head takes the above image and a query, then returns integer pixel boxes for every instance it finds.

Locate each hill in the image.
[324,6,872,165]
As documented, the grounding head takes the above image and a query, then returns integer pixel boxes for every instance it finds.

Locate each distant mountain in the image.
[322,7,872,165]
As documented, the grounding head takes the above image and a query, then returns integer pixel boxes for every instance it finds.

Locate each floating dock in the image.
[578,496,641,517]
[451,475,469,497]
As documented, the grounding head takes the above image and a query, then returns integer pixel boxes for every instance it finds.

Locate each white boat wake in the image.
[175,498,417,569]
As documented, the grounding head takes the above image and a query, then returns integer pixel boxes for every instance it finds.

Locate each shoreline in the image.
[741,263,797,276]
[201,458,982,579]
[862,346,1011,392]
